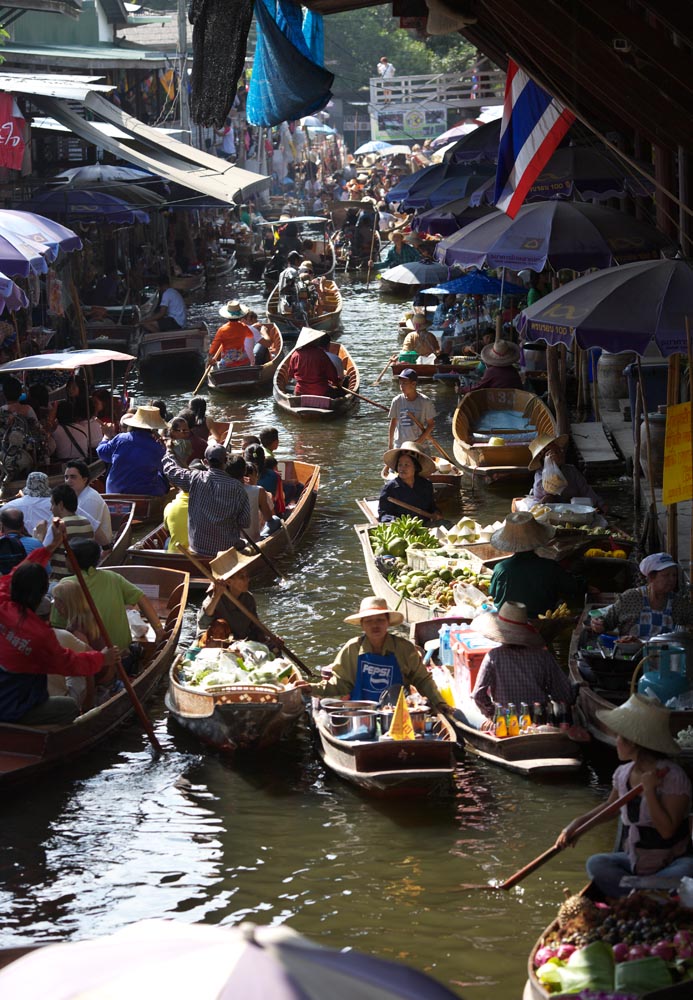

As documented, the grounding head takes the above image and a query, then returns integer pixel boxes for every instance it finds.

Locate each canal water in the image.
[2,275,634,997]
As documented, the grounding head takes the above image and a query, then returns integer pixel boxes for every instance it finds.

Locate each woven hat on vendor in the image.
[480,338,521,367]
[404,312,431,331]
[490,510,555,553]
[596,693,681,756]
[382,440,436,478]
[527,433,570,471]
[121,405,167,432]
[24,471,51,497]
[298,260,314,273]
[344,596,404,627]
[474,601,545,647]
[294,326,326,351]
[219,300,249,320]
[209,546,259,581]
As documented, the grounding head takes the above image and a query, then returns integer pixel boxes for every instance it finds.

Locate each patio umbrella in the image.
[354,139,394,155]
[430,121,479,149]
[444,119,501,164]
[376,145,412,158]
[412,199,494,236]
[0,919,461,999]
[434,201,676,272]
[19,190,150,226]
[386,163,486,207]
[426,269,527,297]
[0,210,82,277]
[380,261,449,287]
[401,169,495,211]
[0,272,29,312]
[54,164,155,186]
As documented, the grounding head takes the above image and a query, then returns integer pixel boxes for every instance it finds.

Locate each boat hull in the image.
[273,344,359,420]
[207,324,283,395]
[267,279,343,340]
[138,324,209,368]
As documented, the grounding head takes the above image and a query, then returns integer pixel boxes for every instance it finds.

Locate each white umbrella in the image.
[376,145,412,158]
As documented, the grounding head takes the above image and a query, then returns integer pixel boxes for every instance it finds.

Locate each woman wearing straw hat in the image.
[197,549,269,644]
[287,327,343,397]
[462,338,524,393]
[378,442,440,523]
[557,694,693,897]
[305,596,448,710]
[488,512,586,619]
[96,405,168,496]
[528,433,606,512]
[208,301,254,369]
[401,315,440,359]
[471,601,572,729]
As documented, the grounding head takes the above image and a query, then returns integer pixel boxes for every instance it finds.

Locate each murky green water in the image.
[1,274,635,997]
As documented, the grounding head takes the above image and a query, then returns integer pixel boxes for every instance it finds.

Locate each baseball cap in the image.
[639,552,678,576]
[398,368,418,381]
[204,444,228,465]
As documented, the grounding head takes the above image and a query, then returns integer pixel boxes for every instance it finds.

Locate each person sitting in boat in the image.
[591,552,693,642]
[97,405,168,497]
[51,577,115,710]
[38,484,111,580]
[51,400,103,463]
[0,521,120,726]
[488,512,586,619]
[278,251,308,327]
[91,388,123,429]
[197,549,269,643]
[461,338,524,393]
[287,326,344,398]
[0,508,42,562]
[175,397,228,462]
[242,310,272,366]
[369,230,420,271]
[388,368,436,455]
[303,595,449,713]
[401,314,440,358]
[64,461,112,541]
[5,471,52,535]
[167,416,193,467]
[528,433,607,513]
[557,694,693,897]
[246,444,286,517]
[141,274,187,333]
[378,442,440,524]
[471,601,573,729]
[164,488,189,551]
[297,261,320,317]
[209,300,254,369]
[226,454,277,542]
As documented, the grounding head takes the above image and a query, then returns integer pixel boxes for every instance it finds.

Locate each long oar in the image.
[458,783,644,892]
[388,497,436,519]
[178,544,319,680]
[63,537,165,754]
[341,384,388,412]
[373,353,398,386]
[240,528,287,583]
[365,211,380,290]
[409,412,459,469]
[193,346,223,395]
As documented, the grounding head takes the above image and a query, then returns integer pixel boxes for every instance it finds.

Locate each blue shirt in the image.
[97,430,167,496]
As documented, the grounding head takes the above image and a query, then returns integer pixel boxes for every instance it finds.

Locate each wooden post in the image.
[633,381,642,513]
[666,353,680,562]
[547,344,568,436]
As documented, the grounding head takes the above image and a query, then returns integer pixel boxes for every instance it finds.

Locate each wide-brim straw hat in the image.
[490,511,555,552]
[527,433,570,471]
[344,596,404,627]
[299,260,314,272]
[382,441,437,479]
[404,314,431,331]
[596,694,681,756]
[210,546,261,581]
[219,299,249,319]
[122,405,168,432]
[480,339,521,367]
[294,326,326,350]
[474,601,545,647]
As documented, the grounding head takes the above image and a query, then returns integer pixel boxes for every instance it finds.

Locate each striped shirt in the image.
[50,515,95,579]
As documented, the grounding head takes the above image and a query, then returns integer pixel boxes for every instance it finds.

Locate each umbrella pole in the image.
[592,350,601,422]
[686,318,693,580]
[666,353,679,562]
[633,379,642,515]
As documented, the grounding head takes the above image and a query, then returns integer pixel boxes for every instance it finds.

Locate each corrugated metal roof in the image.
[32,115,184,137]
[0,0,82,18]
[3,41,172,68]
[0,72,114,99]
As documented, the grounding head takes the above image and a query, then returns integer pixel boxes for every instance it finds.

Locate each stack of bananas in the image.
[538,602,571,620]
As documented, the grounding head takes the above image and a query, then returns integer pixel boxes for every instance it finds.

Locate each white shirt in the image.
[378,61,395,78]
[161,287,187,328]
[76,484,112,538]
[5,495,52,534]
[52,418,104,462]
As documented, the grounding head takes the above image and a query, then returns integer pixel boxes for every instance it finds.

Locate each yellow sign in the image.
[388,687,415,741]
[662,402,693,505]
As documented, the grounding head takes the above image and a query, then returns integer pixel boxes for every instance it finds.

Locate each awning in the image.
[0,72,114,100]
[32,92,270,205]
[0,349,136,372]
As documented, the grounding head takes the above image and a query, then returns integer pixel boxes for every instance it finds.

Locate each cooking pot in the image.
[320,699,378,712]
[327,709,379,741]
[378,707,429,736]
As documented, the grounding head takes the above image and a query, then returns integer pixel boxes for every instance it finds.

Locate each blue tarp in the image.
[302,9,324,64]
[247,0,333,128]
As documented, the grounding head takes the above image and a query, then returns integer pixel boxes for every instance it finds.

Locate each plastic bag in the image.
[542,454,568,495]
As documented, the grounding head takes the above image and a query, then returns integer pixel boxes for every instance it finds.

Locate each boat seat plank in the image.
[570,422,623,468]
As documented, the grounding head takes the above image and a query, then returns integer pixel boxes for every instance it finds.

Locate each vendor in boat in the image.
[141,274,187,333]
[528,433,607,513]
[471,601,573,729]
[378,442,440,523]
[96,405,168,497]
[557,694,693,897]
[489,512,586,619]
[591,552,693,642]
[0,520,119,726]
[461,338,524,393]
[287,326,344,398]
[401,315,440,358]
[197,549,268,643]
[208,300,254,368]
[305,596,449,712]
[369,231,420,271]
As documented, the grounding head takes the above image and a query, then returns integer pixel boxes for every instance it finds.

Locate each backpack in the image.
[0,534,26,575]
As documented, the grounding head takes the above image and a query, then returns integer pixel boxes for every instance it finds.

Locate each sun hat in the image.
[596,693,681,756]
[404,313,431,330]
[480,339,521,367]
[382,441,436,478]
[24,471,51,497]
[639,552,678,577]
[344,596,404,627]
[473,601,545,647]
[204,444,228,465]
[397,368,418,381]
[210,546,260,581]
[122,405,167,432]
[299,260,314,271]
[490,511,555,552]
[294,326,326,351]
[527,433,570,471]
[219,300,249,320]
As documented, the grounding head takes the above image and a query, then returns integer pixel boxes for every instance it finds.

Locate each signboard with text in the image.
[371,105,447,143]
[662,402,692,505]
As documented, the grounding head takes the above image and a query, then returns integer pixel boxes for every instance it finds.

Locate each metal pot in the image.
[320,698,378,712]
[327,709,379,741]
[378,707,429,736]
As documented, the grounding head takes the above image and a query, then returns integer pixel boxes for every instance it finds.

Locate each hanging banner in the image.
[662,401,692,505]
[0,93,26,171]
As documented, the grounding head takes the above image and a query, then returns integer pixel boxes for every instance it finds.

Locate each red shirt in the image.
[468,365,524,393]
[287,346,337,396]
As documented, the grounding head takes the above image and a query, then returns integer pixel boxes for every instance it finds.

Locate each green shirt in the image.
[51,567,143,650]
[489,550,585,619]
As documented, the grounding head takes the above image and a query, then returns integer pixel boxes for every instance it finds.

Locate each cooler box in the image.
[450,626,499,699]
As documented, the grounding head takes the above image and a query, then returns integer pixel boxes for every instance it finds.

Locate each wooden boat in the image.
[207,323,283,395]
[100,499,135,567]
[313,705,457,797]
[0,564,189,790]
[102,490,174,527]
[273,343,359,420]
[127,459,320,587]
[391,359,478,381]
[205,250,236,283]
[165,653,305,752]
[137,322,209,370]
[170,271,206,294]
[266,278,343,340]
[452,388,556,482]
[261,216,337,290]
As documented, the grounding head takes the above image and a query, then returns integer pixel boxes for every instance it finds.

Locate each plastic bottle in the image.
[558,701,570,731]
[438,624,454,667]
[506,703,520,737]
[519,702,532,732]
[494,704,508,738]
[533,701,546,727]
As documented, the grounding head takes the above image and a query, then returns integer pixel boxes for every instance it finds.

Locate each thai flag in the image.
[494,60,575,218]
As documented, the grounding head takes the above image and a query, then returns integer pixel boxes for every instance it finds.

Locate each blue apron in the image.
[351,647,403,702]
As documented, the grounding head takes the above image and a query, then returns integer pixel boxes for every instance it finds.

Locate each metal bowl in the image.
[320,698,378,712]
[327,709,379,741]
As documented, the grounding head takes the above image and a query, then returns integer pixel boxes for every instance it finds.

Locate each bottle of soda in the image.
[519,702,532,732]
[493,704,508,738]
[506,703,520,737]
[533,701,546,727]
[558,701,571,731]
[549,699,560,728]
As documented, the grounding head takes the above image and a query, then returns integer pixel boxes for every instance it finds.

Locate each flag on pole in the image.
[493,60,575,218]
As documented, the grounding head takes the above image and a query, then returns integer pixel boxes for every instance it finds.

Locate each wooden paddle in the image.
[240,528,287,583]
[341,384,388,412]
[409,412,459,469]
[177,544,319,680]
[388,497,436,520]
[193,346,223,395]
[63,536,165,754]
[458,783,644,892]
[365,210,380,290]
[373,353,398,386]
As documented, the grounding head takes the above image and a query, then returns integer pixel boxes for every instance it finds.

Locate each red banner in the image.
[0,93,25,171]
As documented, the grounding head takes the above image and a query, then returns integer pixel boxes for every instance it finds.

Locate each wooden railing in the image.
[369,68,505,112]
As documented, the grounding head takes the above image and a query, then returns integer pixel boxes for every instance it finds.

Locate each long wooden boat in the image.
[102,490,174,527]
[100,499,135,567]
[391,359,478,381]
[273,343,359,420]
[207,323,283,395]
[0,564,189,790]
[165,653,305,751]
[170,271,206,294]
[267,278,343,340]
[127,459,320,587]
[137,322,209,370]
[205,250,236,283]
[452,388,556,482]
[313,706,457,797]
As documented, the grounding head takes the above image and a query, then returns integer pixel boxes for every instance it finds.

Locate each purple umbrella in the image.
[0,271,29,312]
[20,189,150,226]
[518,259,693,356]
[444,119,501,164]
[0,210,82,277]
[412,199,495,236]
[402,170,495,211]
[434,202,675,273]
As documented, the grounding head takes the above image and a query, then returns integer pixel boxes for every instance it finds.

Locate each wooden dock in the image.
[570,421,625,472]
